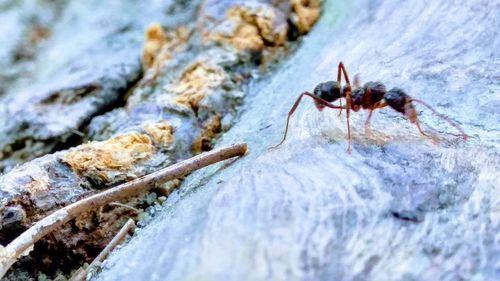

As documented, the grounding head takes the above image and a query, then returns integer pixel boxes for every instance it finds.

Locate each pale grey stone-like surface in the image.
[96,0,499,280]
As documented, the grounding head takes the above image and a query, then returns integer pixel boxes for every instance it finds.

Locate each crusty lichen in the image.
[290,0,321,33]
[62,133,155,186]
[201,1,288,51]
[167,61,228,112]
[228,4,288,46]
[143,121,174,148]
[142,23,168,69]
[142,23,190,71]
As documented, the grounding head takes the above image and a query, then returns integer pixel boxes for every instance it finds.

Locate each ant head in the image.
[313,81,341,102]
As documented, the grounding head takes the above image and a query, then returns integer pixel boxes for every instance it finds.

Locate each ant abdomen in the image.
[384,88,419,123]
[384,88,409,114]
[313,81,341,102]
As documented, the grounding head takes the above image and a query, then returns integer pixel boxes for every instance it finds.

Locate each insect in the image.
[272,62,468,152]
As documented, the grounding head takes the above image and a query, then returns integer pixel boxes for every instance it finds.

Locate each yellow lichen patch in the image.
[62,133,155,184]
[203,3,288,51]
[230,6,288,46]
[227,19,264,51]
[142,24,190,70]
[291,0,321,33]
[192,115,221,153]
[142,23,167,69]
[143,121,174,148]
[167,62,227,111]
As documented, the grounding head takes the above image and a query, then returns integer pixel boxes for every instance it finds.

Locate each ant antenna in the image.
[410,98,468,141]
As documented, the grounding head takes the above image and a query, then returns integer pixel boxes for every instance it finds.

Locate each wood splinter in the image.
[69,218,136,281]
[0,142,247,279]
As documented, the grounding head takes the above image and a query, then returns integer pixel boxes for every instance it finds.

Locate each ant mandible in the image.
[271,62,468,152]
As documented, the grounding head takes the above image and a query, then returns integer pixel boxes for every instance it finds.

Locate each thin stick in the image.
[0,142,247,278]
[108,202,140,213]
[69,219,136,281]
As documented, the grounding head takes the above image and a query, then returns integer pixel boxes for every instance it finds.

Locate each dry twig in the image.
[0,142,247,278]
[69,218,136,281]
[108,202,141,213]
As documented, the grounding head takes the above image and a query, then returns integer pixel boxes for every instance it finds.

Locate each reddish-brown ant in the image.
[272,62,468,152]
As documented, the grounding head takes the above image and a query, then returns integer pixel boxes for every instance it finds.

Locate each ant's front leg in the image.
[337,62,353,152]
[336,64,343,117]
[271,92,343,149]
[336,62,355,118]
[337,99,343,117]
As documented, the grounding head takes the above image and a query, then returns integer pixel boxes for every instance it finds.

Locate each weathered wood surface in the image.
[95,0,499,280]
[0,143,247,279]
[0,0,320,278]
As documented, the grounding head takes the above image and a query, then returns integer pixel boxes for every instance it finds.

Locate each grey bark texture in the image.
[95,0,499,281]
[0,0,320,279]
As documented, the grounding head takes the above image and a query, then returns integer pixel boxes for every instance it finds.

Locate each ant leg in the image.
[414,119,429,137]
[336,63,343,117]
[360,87,375,137]
[336,62,355,119]
[410,98,468,141]
[338,62,351,84]
[365,109,374,137]
[365,102,388,138]
[414,118,441,144]
[346,108,352,153]
[337,62,353,152]
[402,102,433,140]
[271,92,343,149]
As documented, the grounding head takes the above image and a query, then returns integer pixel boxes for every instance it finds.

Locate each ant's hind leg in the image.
[414,120,430,138]
[414,119,428,137]
[410,98,469,142]
[414,119,441,144]
[407,106,438,142]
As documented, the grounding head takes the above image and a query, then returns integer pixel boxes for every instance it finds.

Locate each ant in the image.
[272,62,468,152]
